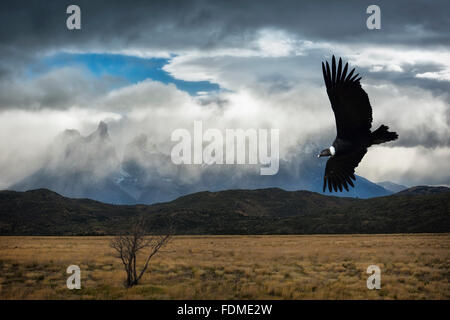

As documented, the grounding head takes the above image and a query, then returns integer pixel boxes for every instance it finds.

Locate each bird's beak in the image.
[318,149,331,158]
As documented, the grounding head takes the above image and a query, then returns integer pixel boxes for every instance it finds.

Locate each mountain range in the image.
[0,186,448,235]
[376,181,407,193]
[10,122,397,204]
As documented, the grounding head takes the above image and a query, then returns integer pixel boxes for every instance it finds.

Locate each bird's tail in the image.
[371,125,398,145]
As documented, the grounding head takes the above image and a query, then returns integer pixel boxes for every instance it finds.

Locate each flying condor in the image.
[318,56,398,193]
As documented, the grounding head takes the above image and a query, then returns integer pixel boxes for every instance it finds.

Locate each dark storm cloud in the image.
[1,0,449,59]
[396,128,450,148]
[0,0,448,107]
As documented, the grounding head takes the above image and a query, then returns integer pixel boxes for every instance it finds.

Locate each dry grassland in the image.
[0,234,448,299]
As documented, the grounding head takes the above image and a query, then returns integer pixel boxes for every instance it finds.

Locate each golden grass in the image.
[0,234,449,299]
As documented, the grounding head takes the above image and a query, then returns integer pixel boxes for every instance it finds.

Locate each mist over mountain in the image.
[12,122,134,204]
[11,122,391,204]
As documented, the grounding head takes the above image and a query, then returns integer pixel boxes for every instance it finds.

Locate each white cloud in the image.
[162,29,330,88]
[255,29,296,57]
[359,146,450,186]
[0,67,119,110]
[340,46,450,81]
[416,70,450,82]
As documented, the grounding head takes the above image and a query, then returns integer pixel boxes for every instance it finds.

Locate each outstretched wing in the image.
[323,148,367,192]
[322,56,373,139]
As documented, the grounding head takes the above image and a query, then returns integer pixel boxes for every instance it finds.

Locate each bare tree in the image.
[110,217,172,288]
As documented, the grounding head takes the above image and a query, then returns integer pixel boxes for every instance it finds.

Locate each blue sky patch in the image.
[33,53,220,95]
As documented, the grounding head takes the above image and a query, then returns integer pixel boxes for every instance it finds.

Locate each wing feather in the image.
[331,56,336,84]
[336,57,342,84]
[322,56,373,139]
[345,68,355,82]
[323,149,367,193]
[340,62,348,83]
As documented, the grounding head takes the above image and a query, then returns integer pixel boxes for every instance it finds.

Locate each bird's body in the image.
[332,137,366,156]
[318,56,398,193]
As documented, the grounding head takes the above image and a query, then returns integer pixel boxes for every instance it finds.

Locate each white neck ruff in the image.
[329,146,336,156]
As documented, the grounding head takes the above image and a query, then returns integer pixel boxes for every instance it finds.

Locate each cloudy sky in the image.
[0,0,449,189]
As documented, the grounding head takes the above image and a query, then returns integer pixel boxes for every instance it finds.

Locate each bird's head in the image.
[317,146,335,158]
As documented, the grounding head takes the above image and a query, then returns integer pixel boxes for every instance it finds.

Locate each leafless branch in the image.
[110,216,173,287]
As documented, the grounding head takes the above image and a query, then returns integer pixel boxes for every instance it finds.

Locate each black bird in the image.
[318,56,398,193]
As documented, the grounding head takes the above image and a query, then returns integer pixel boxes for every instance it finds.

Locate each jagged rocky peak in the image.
[86,121,111,142]
[57,121,110,144]
[62,128,81,137]
[97,121,108,136]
